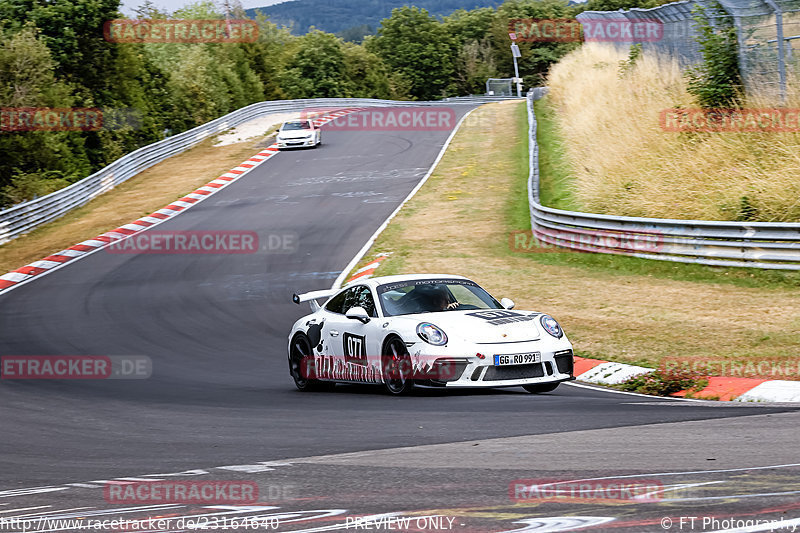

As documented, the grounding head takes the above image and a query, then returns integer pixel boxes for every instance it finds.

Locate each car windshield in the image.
[377,279,503,317]
[281,121,312,131]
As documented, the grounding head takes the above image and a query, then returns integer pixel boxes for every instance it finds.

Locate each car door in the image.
[326,285,381,382]
[315,289,349,380]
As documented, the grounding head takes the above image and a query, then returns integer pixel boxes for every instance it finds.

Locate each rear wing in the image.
[292,289,336,312]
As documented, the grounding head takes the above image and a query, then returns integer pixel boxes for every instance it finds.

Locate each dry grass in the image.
[349,100,800,368]
[0,134,275,275]
[546,44,800,222]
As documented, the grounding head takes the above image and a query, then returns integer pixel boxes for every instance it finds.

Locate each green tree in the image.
[366,7,457,100]
[240,14,296,100]
[443,9,498,94]
[492,0,578,87]
[279,30,349,98]
[443,7,496,44]
[0,25,91,206]
[685,1,742,108]
[337,24,374,44]
[0,0,122,99]
[342,43,398,98]
[141,1,264,128]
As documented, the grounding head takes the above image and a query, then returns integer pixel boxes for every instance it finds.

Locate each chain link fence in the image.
[486,78,515,96]
[576,0,800,101]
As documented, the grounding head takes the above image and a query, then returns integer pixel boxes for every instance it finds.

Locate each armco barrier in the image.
[0,96,516,245]
[527,89,800,270]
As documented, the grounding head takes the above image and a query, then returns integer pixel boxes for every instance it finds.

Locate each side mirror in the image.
[345,306,370,324]
[500,298,515,310]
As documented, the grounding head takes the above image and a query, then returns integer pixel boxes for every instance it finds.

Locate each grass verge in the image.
[547,44,800,222]
[535,97,580,211]
[345,100,800,369]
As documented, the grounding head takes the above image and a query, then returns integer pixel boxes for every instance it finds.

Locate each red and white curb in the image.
[344,253,390,285]
[573,356,800,403]
[0,108,361,296]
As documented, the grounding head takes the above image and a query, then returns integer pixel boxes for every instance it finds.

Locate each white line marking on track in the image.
[497,516,616,533]
[0,506,50,514]
[535,462,800,486]
[5,507,93,518]
[564,381,712,402]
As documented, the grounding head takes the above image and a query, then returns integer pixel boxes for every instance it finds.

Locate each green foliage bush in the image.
[617,368,706,396]
[685,1,742,108]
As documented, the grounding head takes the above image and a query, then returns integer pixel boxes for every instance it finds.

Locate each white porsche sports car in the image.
[288,274,574,395]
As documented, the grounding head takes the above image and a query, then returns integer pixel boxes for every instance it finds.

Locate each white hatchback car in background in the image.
[276,119,321,149]
[288,274,575,395]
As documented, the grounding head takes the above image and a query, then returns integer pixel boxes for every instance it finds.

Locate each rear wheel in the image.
[382,337,415,395]
[523,382,560,394]
[289,333,331,391]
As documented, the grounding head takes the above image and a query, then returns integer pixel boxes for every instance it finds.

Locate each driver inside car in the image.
[427,286,459,312]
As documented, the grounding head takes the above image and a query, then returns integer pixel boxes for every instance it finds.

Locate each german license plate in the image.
[493,352,540,366]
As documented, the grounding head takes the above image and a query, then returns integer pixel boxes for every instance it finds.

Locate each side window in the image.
[354,286,377,317]
[341,286,377,317]
[324,290,349,314]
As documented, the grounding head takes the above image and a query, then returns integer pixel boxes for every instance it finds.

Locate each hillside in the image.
[245,0,504,38]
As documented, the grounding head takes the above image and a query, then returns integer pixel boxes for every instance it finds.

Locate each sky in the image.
[119,0,290,16]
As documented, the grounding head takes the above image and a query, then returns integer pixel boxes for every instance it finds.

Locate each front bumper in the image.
[408,341,574,388]
[277,137,315,148]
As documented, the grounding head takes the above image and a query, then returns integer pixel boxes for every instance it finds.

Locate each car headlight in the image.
[417,322,448,346]
[539,315,563,339]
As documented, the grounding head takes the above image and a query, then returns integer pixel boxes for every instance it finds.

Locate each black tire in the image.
[289,333,331,392]
[523,382,560,394]
[382,336,415,395]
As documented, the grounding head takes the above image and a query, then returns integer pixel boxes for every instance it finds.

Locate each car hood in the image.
[396,310,542,344]
[278,131,312,139]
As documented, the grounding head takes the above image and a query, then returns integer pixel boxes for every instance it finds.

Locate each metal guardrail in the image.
[0,96,518,245]
[526,89,800,270]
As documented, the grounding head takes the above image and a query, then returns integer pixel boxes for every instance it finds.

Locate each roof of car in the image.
[351,274,471,287]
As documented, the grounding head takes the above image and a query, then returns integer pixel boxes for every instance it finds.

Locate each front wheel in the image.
[289,333,331,391]
[382,337,415,395]
[523,382,560,394]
